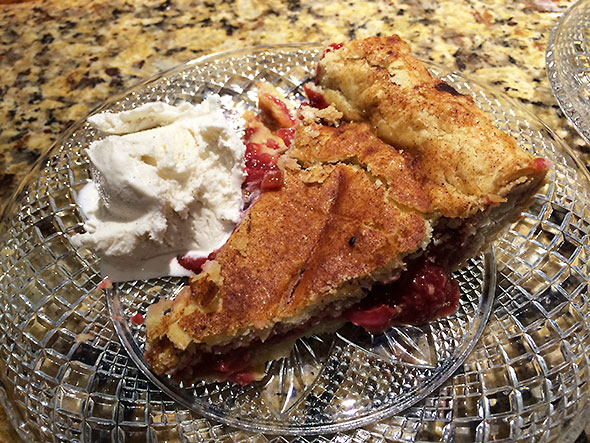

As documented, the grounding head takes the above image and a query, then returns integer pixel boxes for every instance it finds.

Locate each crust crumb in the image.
[299,103,343,125]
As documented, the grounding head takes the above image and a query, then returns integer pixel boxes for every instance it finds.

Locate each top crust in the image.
[146,127,429,359]
[313,35,545,218]
[290,122,432,212]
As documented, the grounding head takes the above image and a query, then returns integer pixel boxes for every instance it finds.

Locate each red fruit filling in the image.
[243,126,257,141]
[193,351,257,386]
[229,371,257,386]
[323,42,344,56]
[344,258,460,332]
[534,157,550,171]
[177,250,219,273]
[260,92,297,128]
[261,169,284,191]
[97,278,112,291]
[344,304,400,333]
[304,84,329,109]
[265,138,282,150]
[177,255,207,273]
[130,313,145,325]
[276,127,296,147]
[244,143,279,186]
[241,83,302,194]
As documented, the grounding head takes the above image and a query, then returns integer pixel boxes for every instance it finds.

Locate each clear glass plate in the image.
[0,44,589,442]
[546,0,590,144]
[97,46,495,435]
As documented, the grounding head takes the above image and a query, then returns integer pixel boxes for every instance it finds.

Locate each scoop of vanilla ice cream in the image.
[72,96,245,282]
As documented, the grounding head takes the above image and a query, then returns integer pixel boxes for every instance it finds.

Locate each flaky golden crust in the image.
[145,36,548,379]
[145,124,429,374]
[290,122,432,212]
[314,35,546,218]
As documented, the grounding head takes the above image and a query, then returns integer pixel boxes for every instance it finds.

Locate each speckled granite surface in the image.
[0,0,588,441]
[1,0,589,215]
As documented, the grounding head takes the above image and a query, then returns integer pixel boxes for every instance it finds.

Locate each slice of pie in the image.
[144,36,548,385]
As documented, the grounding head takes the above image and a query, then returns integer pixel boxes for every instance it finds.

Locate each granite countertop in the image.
[1,0,589,217]
[0,0,588,441]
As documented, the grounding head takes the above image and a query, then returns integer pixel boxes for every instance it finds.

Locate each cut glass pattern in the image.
[0,45,588,442]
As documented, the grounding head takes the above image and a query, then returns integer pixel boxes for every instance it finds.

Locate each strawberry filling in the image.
[261,169,284,191]
[177,256,207,273]
[97,278,112,291]
[244,142,280,186]
[344,304,400,333]
[177,250,219,273]
[344,258,460,332]
[130,313,145,325]
[210,352,256,385]
[229,371,257,386]
[534,157,550,171]
[183,350,257,386]
[241,89,296,192]
[276,127,296,147]
[260,92,297,128]
[304,84,329,109]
